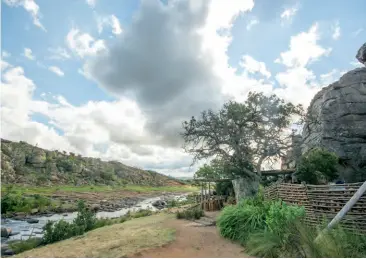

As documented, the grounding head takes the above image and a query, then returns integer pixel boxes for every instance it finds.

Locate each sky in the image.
[1,0,365,178]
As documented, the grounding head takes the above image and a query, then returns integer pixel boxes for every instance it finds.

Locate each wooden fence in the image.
[264,182,366,232]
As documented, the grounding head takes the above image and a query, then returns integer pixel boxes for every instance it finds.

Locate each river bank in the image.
[1,193,189,247]
[1,184,198,218]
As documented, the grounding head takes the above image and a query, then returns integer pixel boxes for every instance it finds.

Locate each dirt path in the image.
[131,212,249,258]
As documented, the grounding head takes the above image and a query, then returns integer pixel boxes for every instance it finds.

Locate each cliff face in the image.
[301,67,366,181]
[0,139,182,186]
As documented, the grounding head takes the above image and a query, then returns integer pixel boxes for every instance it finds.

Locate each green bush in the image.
[42,200,96,244]
[296,148,339,184]
[217,195,304,245]
[1,187,51,214]
[176,207,204,220]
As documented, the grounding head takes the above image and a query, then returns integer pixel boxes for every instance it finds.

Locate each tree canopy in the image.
[182,92,303,179]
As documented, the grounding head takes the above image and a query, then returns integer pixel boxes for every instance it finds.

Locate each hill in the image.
[0,139,183,187]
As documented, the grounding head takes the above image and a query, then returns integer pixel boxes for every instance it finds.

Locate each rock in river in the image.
[152,200,167,209]
[26,219,39,224]
[1,228,11,238]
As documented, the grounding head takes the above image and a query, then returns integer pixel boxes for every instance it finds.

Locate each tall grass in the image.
[176,207,204,220]
[217,194,366,258]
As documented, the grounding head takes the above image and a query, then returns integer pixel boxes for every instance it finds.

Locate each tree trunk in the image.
[232,177,259,203]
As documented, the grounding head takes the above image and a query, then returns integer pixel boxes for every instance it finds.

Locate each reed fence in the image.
[264,182,366,232]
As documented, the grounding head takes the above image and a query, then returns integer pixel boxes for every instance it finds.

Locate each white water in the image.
[1,194,187,244]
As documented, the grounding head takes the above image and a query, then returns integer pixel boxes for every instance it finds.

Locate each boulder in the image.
[1,246,14,256]
[302,67,366,181]
[152,200,167,209]
[30,208,39,214]
[90,204,101,212]
[26,219,39,224]
[356,42,366,65]
[1,228,11,238]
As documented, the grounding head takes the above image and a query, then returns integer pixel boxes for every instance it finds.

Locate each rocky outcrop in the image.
[281,135,302,170]
[0,139,183,187]
[302,67,366,182]
[356,43,366,65]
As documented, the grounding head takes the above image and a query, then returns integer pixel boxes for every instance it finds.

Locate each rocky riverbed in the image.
[1,193,188,249]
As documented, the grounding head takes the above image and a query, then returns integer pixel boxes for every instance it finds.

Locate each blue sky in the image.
[1,0,365,177]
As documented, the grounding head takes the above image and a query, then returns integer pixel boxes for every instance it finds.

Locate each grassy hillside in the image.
[1,138,182,187]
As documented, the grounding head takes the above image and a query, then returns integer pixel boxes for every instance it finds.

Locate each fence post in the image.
[315,181,366,242]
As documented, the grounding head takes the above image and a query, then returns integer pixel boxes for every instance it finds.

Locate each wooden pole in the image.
[315,181,366,242]
[208,182,211,199]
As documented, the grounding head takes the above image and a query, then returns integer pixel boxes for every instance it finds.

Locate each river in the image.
[1,194,187,244]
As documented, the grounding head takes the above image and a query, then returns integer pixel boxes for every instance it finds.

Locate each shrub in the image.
[42,200,96,244]
[42,220,75,244]
[296,148,339,184]
[217,194,304,245]
[1,187,51,214]
[72,200,96,232]
[176,207,204,220]
[8,238,42,254]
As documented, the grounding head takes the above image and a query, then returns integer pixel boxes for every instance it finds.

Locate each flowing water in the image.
[1,194,187,244]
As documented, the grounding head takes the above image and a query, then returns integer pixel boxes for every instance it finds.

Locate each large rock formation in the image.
[356,43,366,65]
[302,67,366,182]
[0,139,183,186]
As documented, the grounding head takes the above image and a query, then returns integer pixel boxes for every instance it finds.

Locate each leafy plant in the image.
[296,148,339,184]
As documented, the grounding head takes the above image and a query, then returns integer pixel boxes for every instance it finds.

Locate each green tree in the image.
[296,148,339,184]
[182,92,303,184]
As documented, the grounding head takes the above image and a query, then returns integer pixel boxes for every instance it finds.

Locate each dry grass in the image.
[15,214,176,258]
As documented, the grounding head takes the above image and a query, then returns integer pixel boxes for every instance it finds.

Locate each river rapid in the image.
[1,194,187,245]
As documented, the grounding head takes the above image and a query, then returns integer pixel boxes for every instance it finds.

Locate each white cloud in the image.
[48,66,65,77]
[352,28,363,37]
[86,0,96,8]
[96,14,123,35]
[4,0,46,31]
[246,18,258,31]
[23,48,35,60]
[2,51,11,58]
[48,47,71,60]
[66,28,106,58]
[240,55,271,78]
[275,23,332,68]
[331,21,341,40]
[280,4,299,24]
[274,23,335,107]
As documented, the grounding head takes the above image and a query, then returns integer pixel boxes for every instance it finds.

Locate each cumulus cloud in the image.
[4,0,46,31]
[48,66,64,77]
[66,28,106,58]
[23,48,35,60]
[85,0,245,147]
[97,14,123,35]
[240,55,271,78]
[331,21,341,40]
[275,23,332,68]
[274,23,335,107]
